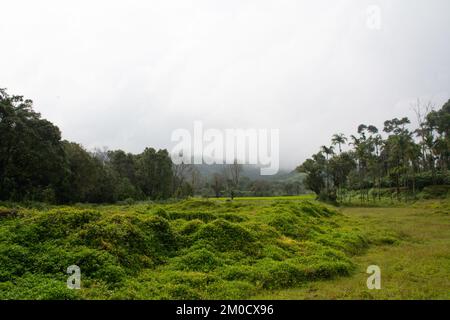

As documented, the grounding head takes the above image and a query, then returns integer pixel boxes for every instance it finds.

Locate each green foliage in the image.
[0,198,381,299]
[298,99,450,203]
[194,219,257,253]
[0,88,174,204]
[0,274,79,300]
[420,185,449,199]
[170,248,223,272]
[0,89,66,202]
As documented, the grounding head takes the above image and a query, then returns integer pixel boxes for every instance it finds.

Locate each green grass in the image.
[0,196,448,300]
[214,194,316,201]
[253,199,450,299]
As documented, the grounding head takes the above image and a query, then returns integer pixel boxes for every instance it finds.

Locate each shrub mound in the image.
[0,199,372,299]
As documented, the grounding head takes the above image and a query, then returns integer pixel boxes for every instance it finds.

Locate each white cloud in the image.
[1,0,449,168]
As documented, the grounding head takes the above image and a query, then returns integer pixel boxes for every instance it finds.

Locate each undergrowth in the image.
[0,199,384,299]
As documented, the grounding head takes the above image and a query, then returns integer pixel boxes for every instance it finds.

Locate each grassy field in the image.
[214,195,316,201]
[255,199,450,299]
[0,196,448,299]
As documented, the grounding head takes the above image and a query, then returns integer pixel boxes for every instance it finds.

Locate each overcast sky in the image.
[1,0,449,169]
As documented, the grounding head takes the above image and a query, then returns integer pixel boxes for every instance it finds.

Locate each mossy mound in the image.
[0,199,381,299]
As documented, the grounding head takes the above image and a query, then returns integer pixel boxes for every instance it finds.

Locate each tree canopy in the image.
[298,99,450,202]
[0,89,173,203]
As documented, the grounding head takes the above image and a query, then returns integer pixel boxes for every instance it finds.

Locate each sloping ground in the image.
[253,199,450,299]
[0,199,394,299]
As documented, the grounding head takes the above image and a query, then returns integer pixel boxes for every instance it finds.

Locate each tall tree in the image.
[137,148,173,200]
[332,133,347,153]
[0,89,66,202]
[225,159,242,199]
[210,173,224,198]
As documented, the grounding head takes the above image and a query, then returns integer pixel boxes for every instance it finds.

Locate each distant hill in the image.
[193,163,305,183]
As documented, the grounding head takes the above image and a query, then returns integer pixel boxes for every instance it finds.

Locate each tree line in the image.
[297,99,449,202]
[175,165,305,199]
[0,89,304,204]
[0,89,174,203]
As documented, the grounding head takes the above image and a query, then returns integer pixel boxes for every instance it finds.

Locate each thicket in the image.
[0,199,386,299]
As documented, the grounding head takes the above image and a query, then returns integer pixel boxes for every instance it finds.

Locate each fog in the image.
[1,0,449,169]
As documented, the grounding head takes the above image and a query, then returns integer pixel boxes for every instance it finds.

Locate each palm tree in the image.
[320,145,335,195]
[332,133,347,153]
[372,134,384,201]
[350,132,369,202]
[320,145,335,160]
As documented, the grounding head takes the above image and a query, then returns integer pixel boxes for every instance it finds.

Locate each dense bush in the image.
[0,198,383,299]
[420,185,449,199]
